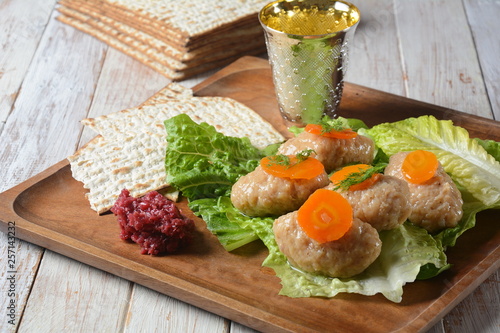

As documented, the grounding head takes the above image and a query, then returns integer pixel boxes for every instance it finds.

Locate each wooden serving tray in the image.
[1,56,499,333]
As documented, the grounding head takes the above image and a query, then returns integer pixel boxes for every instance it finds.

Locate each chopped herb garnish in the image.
[333,163,387,191]
[320,118,349,134]
[266,154,291,167]
[296,149,316,161]
[266,149,317,169]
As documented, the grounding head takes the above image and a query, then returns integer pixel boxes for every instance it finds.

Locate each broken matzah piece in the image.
[69,83,285,214]
[82,97,284,149]
[68,133,171,213]
[140,82,194,105]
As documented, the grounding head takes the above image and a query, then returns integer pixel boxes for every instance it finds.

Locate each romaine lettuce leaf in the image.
[289,116,368,136]
[189,197,261,252]
[364,115,500,207]
[164,113,499,303]
[164,114,264,200]
[433,187,500,249]
[186,194,449,302]
[204,198,448,303]
[475,138,500,162]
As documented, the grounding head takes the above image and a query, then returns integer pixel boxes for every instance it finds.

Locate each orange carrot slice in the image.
[401,150,439,184]
[297,189,353,243]
[305,123,357,139]
[330,164,381,191]
[260,155,324,180]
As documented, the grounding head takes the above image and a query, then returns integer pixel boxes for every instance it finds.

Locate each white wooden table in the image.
[1,0,498,332]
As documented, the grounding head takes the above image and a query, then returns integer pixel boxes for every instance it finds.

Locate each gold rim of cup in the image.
[258,0,361,126]
[259,0,360,38]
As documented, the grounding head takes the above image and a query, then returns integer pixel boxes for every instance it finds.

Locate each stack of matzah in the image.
[57,0,269,80]
[68,82,285,214]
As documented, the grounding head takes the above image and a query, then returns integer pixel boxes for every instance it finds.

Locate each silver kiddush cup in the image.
[259,0,360,126]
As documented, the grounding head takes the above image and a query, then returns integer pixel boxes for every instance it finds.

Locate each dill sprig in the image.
[295,148,315,161]
[267,154,290,167]
[266,149,316,169]
[311,116,352,135]
[333,163,387,191]
[321,118,349,134]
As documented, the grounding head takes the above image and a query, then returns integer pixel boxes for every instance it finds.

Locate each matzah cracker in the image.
[57,14,185,80]
[58,6,265,69]
[58,14,261,80]
[60,0,265,60]
[68,133,173,213]
[57,0,268,78]
[59,0,264,49]
[82,96,284,149]
[140,82,194,105]
[69,83,285,214]
[78,0,268,42]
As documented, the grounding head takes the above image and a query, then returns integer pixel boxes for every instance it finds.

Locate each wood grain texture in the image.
[0,0,498,332]
[346,0,406,97]
[0,56,498,333]
[395,0,491,118]
[124,285,229,333]
[0,2,106,332]
[463,0,500,120]
[0,0,55,122]
[3,13,221,333]
[350,3,500,332]
[0,10,106,191]
[18,251,132,333]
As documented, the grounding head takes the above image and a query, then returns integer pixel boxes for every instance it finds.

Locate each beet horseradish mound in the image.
[111,189,195,255]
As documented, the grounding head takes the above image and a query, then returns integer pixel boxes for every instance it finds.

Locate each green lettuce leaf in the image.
[164,113,498,303]
[189,197,260,252]
[475,138,500,162]
[363,115,500,250]
[217,200,448,303]
[164,114,263,200]
[289,116,368,136]
[364,115,500,207]
[433,186,500,249]
[187,194,448,303]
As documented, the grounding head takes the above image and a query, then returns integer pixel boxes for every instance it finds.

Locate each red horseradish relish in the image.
[111,189,195,255]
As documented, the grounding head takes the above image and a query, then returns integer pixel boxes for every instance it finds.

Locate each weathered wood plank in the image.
[0,234,43,333]
[348,1,498,333]
[395,1,498,333]
[0,16,106,190]
[231,322,259,333]
[0,6,109,332]
[0,0,57,124]
[78,47,171,146]
[442,272,500,333]
[18,251,132,333]
[0,6,107,333]
[0,0,497,332]
[463,0,500,120]
[347,0,406,97]
[441,1,500,331]
[395,0,492,118]
[124,285,228,333]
